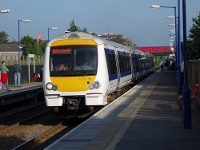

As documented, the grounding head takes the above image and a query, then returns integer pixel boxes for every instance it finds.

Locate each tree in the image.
[122,38,137,47]
[68,19,87,32]
[82,28,88,33]
[38,40,47,53]
[0,31,9,44]
[68,19,79,31]
[188,12,200,60]
[20,35,43,56]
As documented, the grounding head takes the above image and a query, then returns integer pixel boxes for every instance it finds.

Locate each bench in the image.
[177,83,200,110]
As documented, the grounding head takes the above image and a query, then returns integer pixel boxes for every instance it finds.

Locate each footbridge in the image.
[135,46,174,56]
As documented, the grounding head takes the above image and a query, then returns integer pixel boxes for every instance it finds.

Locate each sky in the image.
[0,0,200,47]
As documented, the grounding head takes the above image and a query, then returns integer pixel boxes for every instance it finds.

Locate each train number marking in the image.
[79,77,92,81]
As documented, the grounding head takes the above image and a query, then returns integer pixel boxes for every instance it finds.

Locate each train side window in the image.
[118,54,131,73]
[105,49,117,75]
[131,54,136,70]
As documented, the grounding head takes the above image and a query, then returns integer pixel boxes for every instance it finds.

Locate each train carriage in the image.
[43,32,154,114]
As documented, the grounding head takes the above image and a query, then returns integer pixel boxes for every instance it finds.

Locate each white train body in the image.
[43,32,154,112]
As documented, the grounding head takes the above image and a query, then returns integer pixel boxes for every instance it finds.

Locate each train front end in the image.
[43,33,108,112]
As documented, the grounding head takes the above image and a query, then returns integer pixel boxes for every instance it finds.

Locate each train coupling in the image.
[66,98,80,111]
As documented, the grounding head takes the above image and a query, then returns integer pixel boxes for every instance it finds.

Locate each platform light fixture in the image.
[18,19,30,65]
[169,33,175,36]
[169,29,175,32]
[150,5,160,8]
[167,15,175,19]
[168,23,175,26]
[0,9,10,14]
[48,27,58,41]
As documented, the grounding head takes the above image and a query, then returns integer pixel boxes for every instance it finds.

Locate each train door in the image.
[130,51,134,82]
[115,47,120,90]
[104,47,118,93]
[134,54,139,79]
[117,49,132,88]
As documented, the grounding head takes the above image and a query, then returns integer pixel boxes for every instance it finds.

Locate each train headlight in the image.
[46,82,58,91]
[46,82,53,90]
[89,84,94,90]
[89,81,101,90]
[93,81,100,89]
[52,85,58,91]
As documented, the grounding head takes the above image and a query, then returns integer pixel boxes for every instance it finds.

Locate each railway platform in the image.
[0,82,43,107]
[45,70,200,150]
[0,81,42,93]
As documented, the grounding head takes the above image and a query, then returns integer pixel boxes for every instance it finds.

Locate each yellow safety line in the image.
[106,75,160,150]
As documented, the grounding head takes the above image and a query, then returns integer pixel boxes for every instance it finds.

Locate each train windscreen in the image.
[49,45,97,76]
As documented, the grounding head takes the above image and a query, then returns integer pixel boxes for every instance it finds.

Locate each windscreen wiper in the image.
[74,60,88,75]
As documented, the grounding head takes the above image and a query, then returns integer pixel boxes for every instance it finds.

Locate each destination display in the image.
[52,48,71,54]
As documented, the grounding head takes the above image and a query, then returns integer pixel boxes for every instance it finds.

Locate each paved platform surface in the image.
[0,82,42,93]
[44,70,200,150]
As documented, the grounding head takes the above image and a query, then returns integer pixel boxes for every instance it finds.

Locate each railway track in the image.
[0,103,50,129]
[0,104,100,150]
[13,123,68,150]
[12,107,102,150]
[0,107,59,150]
[0,110,51,134]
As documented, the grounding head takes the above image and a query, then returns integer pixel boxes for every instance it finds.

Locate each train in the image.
[43,31,154,115]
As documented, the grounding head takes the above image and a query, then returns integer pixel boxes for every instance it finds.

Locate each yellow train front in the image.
[43,32,127,114]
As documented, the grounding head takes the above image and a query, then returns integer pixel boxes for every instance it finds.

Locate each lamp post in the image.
[18,19,30,65]
[182,0,191,129]
[0,9,10,14]
[48,27,58,41]
[151,4,182,95]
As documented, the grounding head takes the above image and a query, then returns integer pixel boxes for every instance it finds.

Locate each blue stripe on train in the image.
[121,71,131,77]
[109,74,118,81]
[109,71,131,81]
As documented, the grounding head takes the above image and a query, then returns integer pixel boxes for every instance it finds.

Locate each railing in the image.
[0,55,44,65]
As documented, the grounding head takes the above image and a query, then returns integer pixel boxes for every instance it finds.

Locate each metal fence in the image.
[188,60,200,101]
[6,65,43,85]
[0,55,44,66]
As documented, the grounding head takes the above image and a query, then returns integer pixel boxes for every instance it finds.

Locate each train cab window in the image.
[50,46,97,76]
[74,47,97,71]
[50,47,72,71]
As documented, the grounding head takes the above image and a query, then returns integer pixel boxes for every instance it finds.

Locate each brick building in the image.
[99,33,123,44]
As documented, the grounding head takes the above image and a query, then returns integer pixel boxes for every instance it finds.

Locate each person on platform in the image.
[159,60,165,71]
[40,67,43,82]
[13,61,22,87]
[0,70,2,91]
[36,73,41,82]
[0,61,9,92]
[33,73,37,82]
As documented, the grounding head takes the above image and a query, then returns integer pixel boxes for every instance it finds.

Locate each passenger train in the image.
[43,32,154,114]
